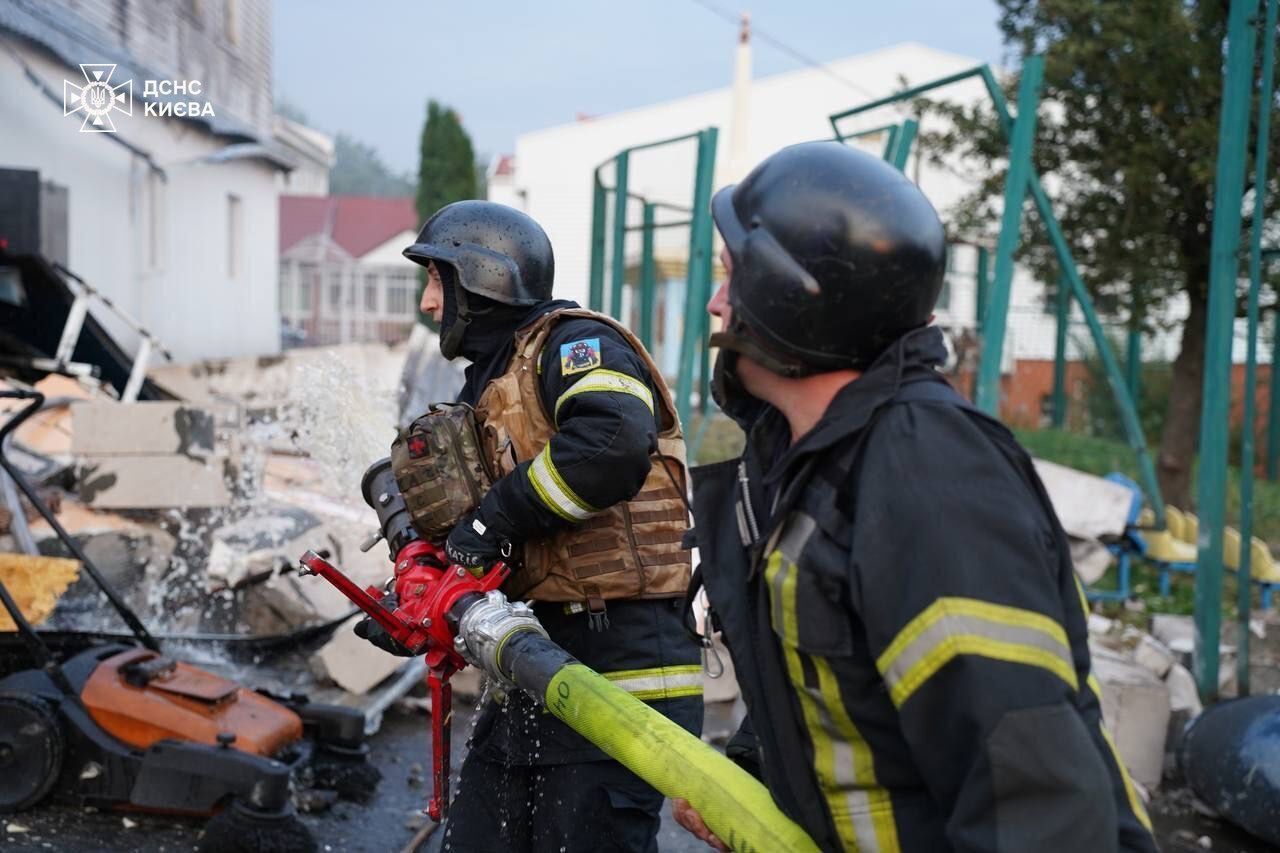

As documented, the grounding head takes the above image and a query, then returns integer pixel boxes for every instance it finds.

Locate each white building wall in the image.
[0,43,280,362]
[503,41,1272,369]
[508,43,990,309]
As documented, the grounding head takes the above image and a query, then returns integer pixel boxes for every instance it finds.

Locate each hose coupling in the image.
[455,590,547,690]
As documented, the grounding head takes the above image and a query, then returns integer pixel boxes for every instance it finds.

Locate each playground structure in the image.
[588,2,1278,702]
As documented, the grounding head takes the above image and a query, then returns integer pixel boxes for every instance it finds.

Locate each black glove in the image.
[445,511,507,573]
[352,593,415,657]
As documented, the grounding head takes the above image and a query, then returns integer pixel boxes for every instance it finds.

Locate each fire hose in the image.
[299,459,818,852]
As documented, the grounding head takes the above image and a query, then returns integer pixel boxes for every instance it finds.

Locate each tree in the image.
[916,0,1280,508]
[416,101,478,222]
[330,133,416,197]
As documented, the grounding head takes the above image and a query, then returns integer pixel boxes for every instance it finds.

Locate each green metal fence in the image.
[588,128,719,435]
[828,60,1166,530]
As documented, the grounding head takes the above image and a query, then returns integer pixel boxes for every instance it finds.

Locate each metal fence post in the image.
[589,172,607,313]
[975,246,989,333]
[610,152,630,320]
[1126,319,1142,405]
[639,202,657,351]
[676,128,718,430]
[1195,0,1260,701]
[1053,274,1070,428]
[1270,304,1280,480]
[891,119,919,172]
[881,124,900,162]
[975,56,1044,414]
[1238,0,1277,696]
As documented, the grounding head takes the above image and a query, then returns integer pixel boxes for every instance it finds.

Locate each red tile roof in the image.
[279,195,419,258]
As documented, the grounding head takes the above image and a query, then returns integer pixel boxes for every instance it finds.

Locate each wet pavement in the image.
[0,697,1273,852]
[0,699,707,853]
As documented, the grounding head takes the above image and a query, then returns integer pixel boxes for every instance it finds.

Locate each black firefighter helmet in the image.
[711,141,947,376]
[403,200,554,358]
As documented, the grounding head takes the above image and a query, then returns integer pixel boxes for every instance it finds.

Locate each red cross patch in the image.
[407,434,428,458]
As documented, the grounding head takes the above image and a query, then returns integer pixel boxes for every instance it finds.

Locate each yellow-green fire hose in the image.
[470,618,819,853]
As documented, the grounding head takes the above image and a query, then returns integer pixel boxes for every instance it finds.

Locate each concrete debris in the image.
[1152,614,1195,652]
[29,506,176,619]
[0,553,80,630]
[1165,664,1204,716]
[1069,536,1114,585]
[314,628,405,696]
[1134,635,1176,679]
[1034,459,1131,582]
[206,504,322,589]
[70,401,241,509]
[1090,643,1172,790]
[148,341,419,416]
[1033,459,1134,541]
[1088,614,1117,636]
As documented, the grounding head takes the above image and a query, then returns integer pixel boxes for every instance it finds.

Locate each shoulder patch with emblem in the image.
[560,338,601,375]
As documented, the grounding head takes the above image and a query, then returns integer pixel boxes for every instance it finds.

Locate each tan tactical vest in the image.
[474,308,691,605]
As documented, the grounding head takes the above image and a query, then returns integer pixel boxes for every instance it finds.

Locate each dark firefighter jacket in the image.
[457,299,702,765]
[688,326,1158,852]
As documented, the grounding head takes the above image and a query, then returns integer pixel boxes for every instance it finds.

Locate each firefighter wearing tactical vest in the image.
[672,143,1159,853]
[376,200,701,853]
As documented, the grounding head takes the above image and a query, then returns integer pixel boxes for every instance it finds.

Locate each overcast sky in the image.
[274,0,1005,174]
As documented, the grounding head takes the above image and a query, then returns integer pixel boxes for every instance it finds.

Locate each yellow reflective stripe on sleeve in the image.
[553,368,655,424]
[767,550,900,852]
[527,445,597,521]
[1087,673,1155,833]
[602,664,704,701]
[876,597,1078,708]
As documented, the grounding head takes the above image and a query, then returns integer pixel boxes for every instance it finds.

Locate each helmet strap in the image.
[440,283,471,360]
[709,326,817,379]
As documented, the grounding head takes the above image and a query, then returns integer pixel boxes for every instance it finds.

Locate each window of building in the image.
[385,271,416,316]
[328,269,342,310]
[364,272,380,312]
[227,194,242,278]
[279,263,291,314]
[386,285,410,316]
[298,263,317,312]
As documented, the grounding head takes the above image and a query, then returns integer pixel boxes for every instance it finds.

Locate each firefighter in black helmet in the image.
[356,201,702,853]
[673,143,1158,853]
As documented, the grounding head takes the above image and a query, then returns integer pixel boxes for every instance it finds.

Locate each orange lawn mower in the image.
[0,389,380,853]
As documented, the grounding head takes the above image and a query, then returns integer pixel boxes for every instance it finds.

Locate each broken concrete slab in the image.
[1069,536,1115,585]
[314,628,406,695]
[1152,614,1194,651]
[67,401,243,509]
[206,504,323,589]
[1033,459,1134,541]
[0,552,80,629]
[71,401,237,458]
[1134,635,1176,679]
[1090,643,1172,790]
[1165,663,1204,717]
[76,454,231,509]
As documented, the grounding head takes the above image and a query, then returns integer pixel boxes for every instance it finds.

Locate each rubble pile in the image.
[0,339,463,716]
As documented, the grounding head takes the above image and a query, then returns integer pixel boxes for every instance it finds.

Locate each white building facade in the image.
[0,0,288,363]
